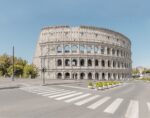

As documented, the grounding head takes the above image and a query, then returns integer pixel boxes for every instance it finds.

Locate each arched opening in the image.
[118,62,120,68]
[72,73,78,79]
[113,73,116,80]
[65,59,70,66]
[95,59,99,66]
[108,60,111,67]
[101,47,105,54]
[95,73,99,80]
[88,59,92,66]
[101,60,105,67]
[57,46,62,53]
[113,61,116,68]
[79,45,84,53]
[57,73,62,79]
[72,59,77,66]
[102,73,105,80]
[80,59,85,66]
[87,45,92,53]
[57,59,62,66]
[64,45,70,53]
[88,73,92,80]
[80,73,85,79]
[72,45,78,53]
[107,48,110,55]
[94,46,98,53]
[108,73,111,80]
[117,50,119,56]
[112,49,115,55]
[65,73,70,79]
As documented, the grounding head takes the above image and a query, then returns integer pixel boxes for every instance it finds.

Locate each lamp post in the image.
[12,46,15,81]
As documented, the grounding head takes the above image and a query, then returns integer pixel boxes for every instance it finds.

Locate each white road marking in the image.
[59,85,89,90]
[75,95,100,106]
[48,91,76,98]
[104,98,123,114]
[56,92,83,100]
[87,97,110,110]
[41,90,72,96]
[38,90,71,95]
[125,100,139,118]
[147,102,150,111]
[65,94,91,103]
[36,89,70,94]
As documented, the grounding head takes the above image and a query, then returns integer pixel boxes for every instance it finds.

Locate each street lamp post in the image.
[12,46,15,81]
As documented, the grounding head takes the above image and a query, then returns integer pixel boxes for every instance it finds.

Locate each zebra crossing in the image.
[20,86,150,118]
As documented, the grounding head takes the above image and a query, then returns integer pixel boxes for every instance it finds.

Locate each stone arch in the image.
[80,73,85,79]
[108,73,111,80]
[65,72,70,79]
[88,59,92,66]
[80,59,85,66]
[101,60,105,67]
[65,59,70,66]
[102,73,105,80]
[64,45,70,53]
[57,59,62,66]
[72,45,78,53]
[72,59,77,66]
[88,72,92,80]
[95,73,99,80]
[95,59,99,66]
[57,73,62,79]
[57,45,62,53]
[108,60,111,67]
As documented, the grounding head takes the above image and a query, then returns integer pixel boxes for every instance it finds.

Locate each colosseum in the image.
[33,25,132,80]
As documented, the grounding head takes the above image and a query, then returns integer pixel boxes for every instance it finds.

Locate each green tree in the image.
[23,64,38,78]
[7,65,24,77]
[0,54,12,76]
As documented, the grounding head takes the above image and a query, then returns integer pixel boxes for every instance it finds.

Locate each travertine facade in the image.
[33,26,132,80]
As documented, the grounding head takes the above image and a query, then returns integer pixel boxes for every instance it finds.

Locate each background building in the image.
[33,26,132,80]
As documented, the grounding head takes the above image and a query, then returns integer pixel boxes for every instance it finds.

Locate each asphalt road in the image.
[0,80,150,118]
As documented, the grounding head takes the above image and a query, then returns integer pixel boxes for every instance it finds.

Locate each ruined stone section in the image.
[33,26,132,80]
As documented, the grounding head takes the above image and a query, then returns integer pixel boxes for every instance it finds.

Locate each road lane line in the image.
[87,97,110,110]
[48,91,76,98]
[125,100,139,118]
[75,95,100,106]
[147,102,150,111]
[104,98,123,114]
[55,92,83,100]
[65,94,91,103]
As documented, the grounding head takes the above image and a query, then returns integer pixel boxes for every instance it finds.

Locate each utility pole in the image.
[12,46,15,81]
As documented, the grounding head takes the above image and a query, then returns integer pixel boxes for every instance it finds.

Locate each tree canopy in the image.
[0,54,38,78]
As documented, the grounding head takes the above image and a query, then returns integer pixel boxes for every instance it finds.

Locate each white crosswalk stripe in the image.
[104,98,123,114]
[125,100,139,118]
[87,97,110,110]
[65,93,91,103]
[75,95,100,106]
[55,92,83,100]
[41,90,71,96]
[48,91,76,98]
[147,102,150,112]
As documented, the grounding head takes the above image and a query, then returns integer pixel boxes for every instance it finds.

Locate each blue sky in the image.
[0,0,149,68]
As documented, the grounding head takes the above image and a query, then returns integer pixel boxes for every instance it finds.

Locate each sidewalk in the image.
[0,78,83,90]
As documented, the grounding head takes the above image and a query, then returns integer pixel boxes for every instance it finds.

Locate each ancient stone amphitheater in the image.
[33,26,132,80]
